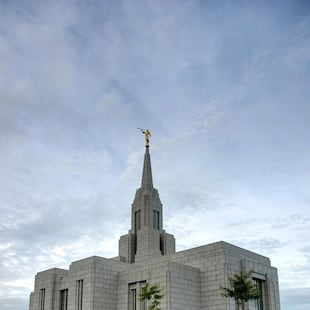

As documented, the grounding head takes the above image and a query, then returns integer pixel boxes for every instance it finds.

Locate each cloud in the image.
[233,238,287,254]
[0,297,28,310]
[271,214,310,230]
[300,246,310,254]
[0,192,126,247]
[281,287,310,310]
[0,1,310,309]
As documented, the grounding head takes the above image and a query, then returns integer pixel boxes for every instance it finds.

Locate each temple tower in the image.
[119,137,175,263]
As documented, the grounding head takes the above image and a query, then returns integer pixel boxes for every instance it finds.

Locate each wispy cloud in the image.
[1,1,310,309]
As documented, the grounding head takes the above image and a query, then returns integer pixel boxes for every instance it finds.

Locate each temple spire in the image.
[118,130,176,263]
[141,146,153,188]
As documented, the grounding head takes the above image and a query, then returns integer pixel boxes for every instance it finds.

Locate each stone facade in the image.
[29,146,281,310]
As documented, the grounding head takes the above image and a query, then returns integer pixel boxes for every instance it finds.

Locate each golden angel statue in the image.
[138,128,151,147]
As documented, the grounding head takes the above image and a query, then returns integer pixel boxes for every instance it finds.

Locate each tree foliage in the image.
[220,271,260,310]
[139,282,164,310]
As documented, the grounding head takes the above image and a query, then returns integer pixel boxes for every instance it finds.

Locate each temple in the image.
[29,143,281,310]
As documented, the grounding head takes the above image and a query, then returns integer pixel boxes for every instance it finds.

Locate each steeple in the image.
[141,147,153,188]
[118,131,175,263]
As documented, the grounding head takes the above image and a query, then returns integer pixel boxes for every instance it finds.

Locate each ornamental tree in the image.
[140,282,164,310]
[220,271,260,310]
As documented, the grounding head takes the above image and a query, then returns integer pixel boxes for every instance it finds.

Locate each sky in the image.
[0,0,309,309]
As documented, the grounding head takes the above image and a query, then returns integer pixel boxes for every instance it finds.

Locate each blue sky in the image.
[0,0,310,309]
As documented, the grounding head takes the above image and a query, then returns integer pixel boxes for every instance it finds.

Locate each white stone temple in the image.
[29,142,281,310]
